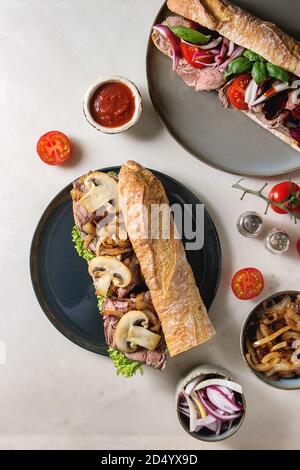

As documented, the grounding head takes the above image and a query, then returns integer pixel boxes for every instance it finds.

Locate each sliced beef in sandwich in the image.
[71,171,168,375]
[152,0,300,151]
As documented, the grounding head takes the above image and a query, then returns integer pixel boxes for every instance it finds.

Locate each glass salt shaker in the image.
[237,212,264,238]
[265,228,290,254]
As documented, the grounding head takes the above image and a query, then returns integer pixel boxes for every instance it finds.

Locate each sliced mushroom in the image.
[97,219,128,243]
[114,310,149,353]
[135,292,153,311]
[128,326,161,351]
[70,188,84,201]
[143,309,161,333]
[79,172,119,214]
[88,256,132,297]
[96,245,133,257]
[95,219,130,256]
[83,222,96,235]
[82,222,96,249]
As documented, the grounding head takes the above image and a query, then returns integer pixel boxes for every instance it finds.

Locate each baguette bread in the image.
[152,1,300,153]
[118,161,215,357]
[167,0,300,77]
[242,110,300,153]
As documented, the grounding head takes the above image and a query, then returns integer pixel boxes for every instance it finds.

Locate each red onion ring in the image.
[291,128,300,144]
[220,38,229,60]
[245,79,259,106]
[206,386,243,413]
[153,24,181,71]
[219,46,245,72]
[227,41,235,57]
[251,81,291,107]
[197,37,223,49]
[210,48,222,55]
[199,392,242,422]
[181,37,222,50]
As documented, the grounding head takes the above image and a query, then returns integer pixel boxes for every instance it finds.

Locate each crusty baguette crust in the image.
[167,0,300,77]
[151,6,300,153]
[243,111,300,153]
[152,29,171,58]
[152,29,172,59]
[118,161,215,357]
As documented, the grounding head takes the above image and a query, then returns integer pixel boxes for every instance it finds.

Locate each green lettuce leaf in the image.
[97,295,105,313]
[98,295,143,379]
[108,347,143,378]
[71,226,95,261]
[72,194,142,380]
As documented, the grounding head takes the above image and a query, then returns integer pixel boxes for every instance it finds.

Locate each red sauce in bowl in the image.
[90,81,136,128]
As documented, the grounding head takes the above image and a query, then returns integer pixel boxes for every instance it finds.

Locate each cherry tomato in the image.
[268,181,300,214]
[227,73,252,110]
[37,131,71,165]
[180,42,215,69]
[231,268,264,300]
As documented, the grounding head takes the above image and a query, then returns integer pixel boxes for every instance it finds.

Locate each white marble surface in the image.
[1,0,300,450]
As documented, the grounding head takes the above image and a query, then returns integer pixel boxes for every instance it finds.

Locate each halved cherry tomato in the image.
[291,105,300,120]
[227,73,252,110]
[268,181,300,214]
[180,42,215,69]
[231,268,264,300]
[37,131,71,165]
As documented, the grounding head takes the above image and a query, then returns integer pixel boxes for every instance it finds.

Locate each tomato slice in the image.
[231,268,264,300]
[180,42,215,69]
[227,73,252,111]
[291,105,300,120]
[37,131,71,165]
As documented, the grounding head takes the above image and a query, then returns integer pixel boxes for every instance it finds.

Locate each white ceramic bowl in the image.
[83,75,142,134]
[175,364,246,442]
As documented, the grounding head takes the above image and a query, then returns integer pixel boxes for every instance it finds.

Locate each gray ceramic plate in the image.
[147,0,300,176]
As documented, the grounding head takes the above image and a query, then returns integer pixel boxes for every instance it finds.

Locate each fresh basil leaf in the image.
[244,50,265,62]
[266,63,290,84]
[252,61,268,84]
[168,25,211,45]
[224,57,252,79]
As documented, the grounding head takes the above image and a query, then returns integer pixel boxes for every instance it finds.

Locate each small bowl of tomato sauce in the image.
[83,76,142,134]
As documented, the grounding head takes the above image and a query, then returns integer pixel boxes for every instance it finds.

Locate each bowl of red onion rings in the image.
[241,291,300,390]
[175,365,246,442]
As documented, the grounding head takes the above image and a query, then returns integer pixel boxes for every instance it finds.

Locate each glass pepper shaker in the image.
[237,211,264,238]
[265,228,290,254]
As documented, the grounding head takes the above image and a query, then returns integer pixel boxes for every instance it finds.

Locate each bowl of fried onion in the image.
[241,291,300,390]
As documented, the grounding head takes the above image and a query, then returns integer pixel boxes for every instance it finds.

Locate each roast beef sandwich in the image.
[152,0,300,152]
[71,162,215,377]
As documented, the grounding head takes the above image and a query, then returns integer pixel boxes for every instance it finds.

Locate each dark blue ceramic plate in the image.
[30,167,221,355]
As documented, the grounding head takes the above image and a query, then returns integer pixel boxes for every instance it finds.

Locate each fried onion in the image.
[244,294,300,380]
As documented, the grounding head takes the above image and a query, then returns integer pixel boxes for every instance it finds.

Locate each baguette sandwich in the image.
[71,161,215,377]
[152,0,300,152]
